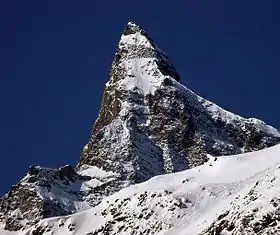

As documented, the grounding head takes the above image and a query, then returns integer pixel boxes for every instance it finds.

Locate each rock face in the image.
[1,22,280,232]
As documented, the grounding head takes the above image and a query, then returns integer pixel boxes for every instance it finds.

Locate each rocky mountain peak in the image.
[110,21,180,86]
[123,21,144,35]
[78,22,280,184]
[1,22,280,232]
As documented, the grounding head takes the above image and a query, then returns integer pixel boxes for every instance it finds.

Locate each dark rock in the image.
[271,197,280,207]
[114,216,127,222]
[217,211,229,221]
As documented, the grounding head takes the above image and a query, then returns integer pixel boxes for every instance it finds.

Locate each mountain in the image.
[1,22,280,234]
[78,22,280,178]
[3,142,280,235]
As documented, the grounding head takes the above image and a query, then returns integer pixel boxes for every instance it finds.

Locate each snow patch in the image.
[119,58,162,95]
[78,165,117,179]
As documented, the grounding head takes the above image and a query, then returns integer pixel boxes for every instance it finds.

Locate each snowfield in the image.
[3,144,280,235]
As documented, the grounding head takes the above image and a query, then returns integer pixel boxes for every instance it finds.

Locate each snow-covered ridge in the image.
[8,144,280,235]
[172,79,280,138]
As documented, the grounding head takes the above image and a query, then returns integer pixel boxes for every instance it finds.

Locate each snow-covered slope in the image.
[5,144,280,235]
[0,165,120,230]
[1,22,280,233]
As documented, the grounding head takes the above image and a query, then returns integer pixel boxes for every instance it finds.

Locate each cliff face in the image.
[1,22,280,232]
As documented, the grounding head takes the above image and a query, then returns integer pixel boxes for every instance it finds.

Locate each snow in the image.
[172,78,280,138]
[78,165,117,179]
[161,141,174,173]
[119,31,153,49]
[119,58,162,95]
[0,230,15,235]
[248,117,280,137]
[117,25,163,95]
[35,181,91,213]
[115,22,167,95]
[6,144,280,235]
[127,21,137,27]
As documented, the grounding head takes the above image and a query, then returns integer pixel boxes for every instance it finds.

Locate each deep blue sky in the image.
[1,1,280,195]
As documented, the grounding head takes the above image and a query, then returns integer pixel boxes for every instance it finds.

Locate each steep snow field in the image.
[3,144,280,235]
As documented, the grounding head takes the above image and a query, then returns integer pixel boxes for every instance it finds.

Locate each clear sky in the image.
[1,1,280,196]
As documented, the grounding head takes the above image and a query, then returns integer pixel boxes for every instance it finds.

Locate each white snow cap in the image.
[127,21,138,27]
